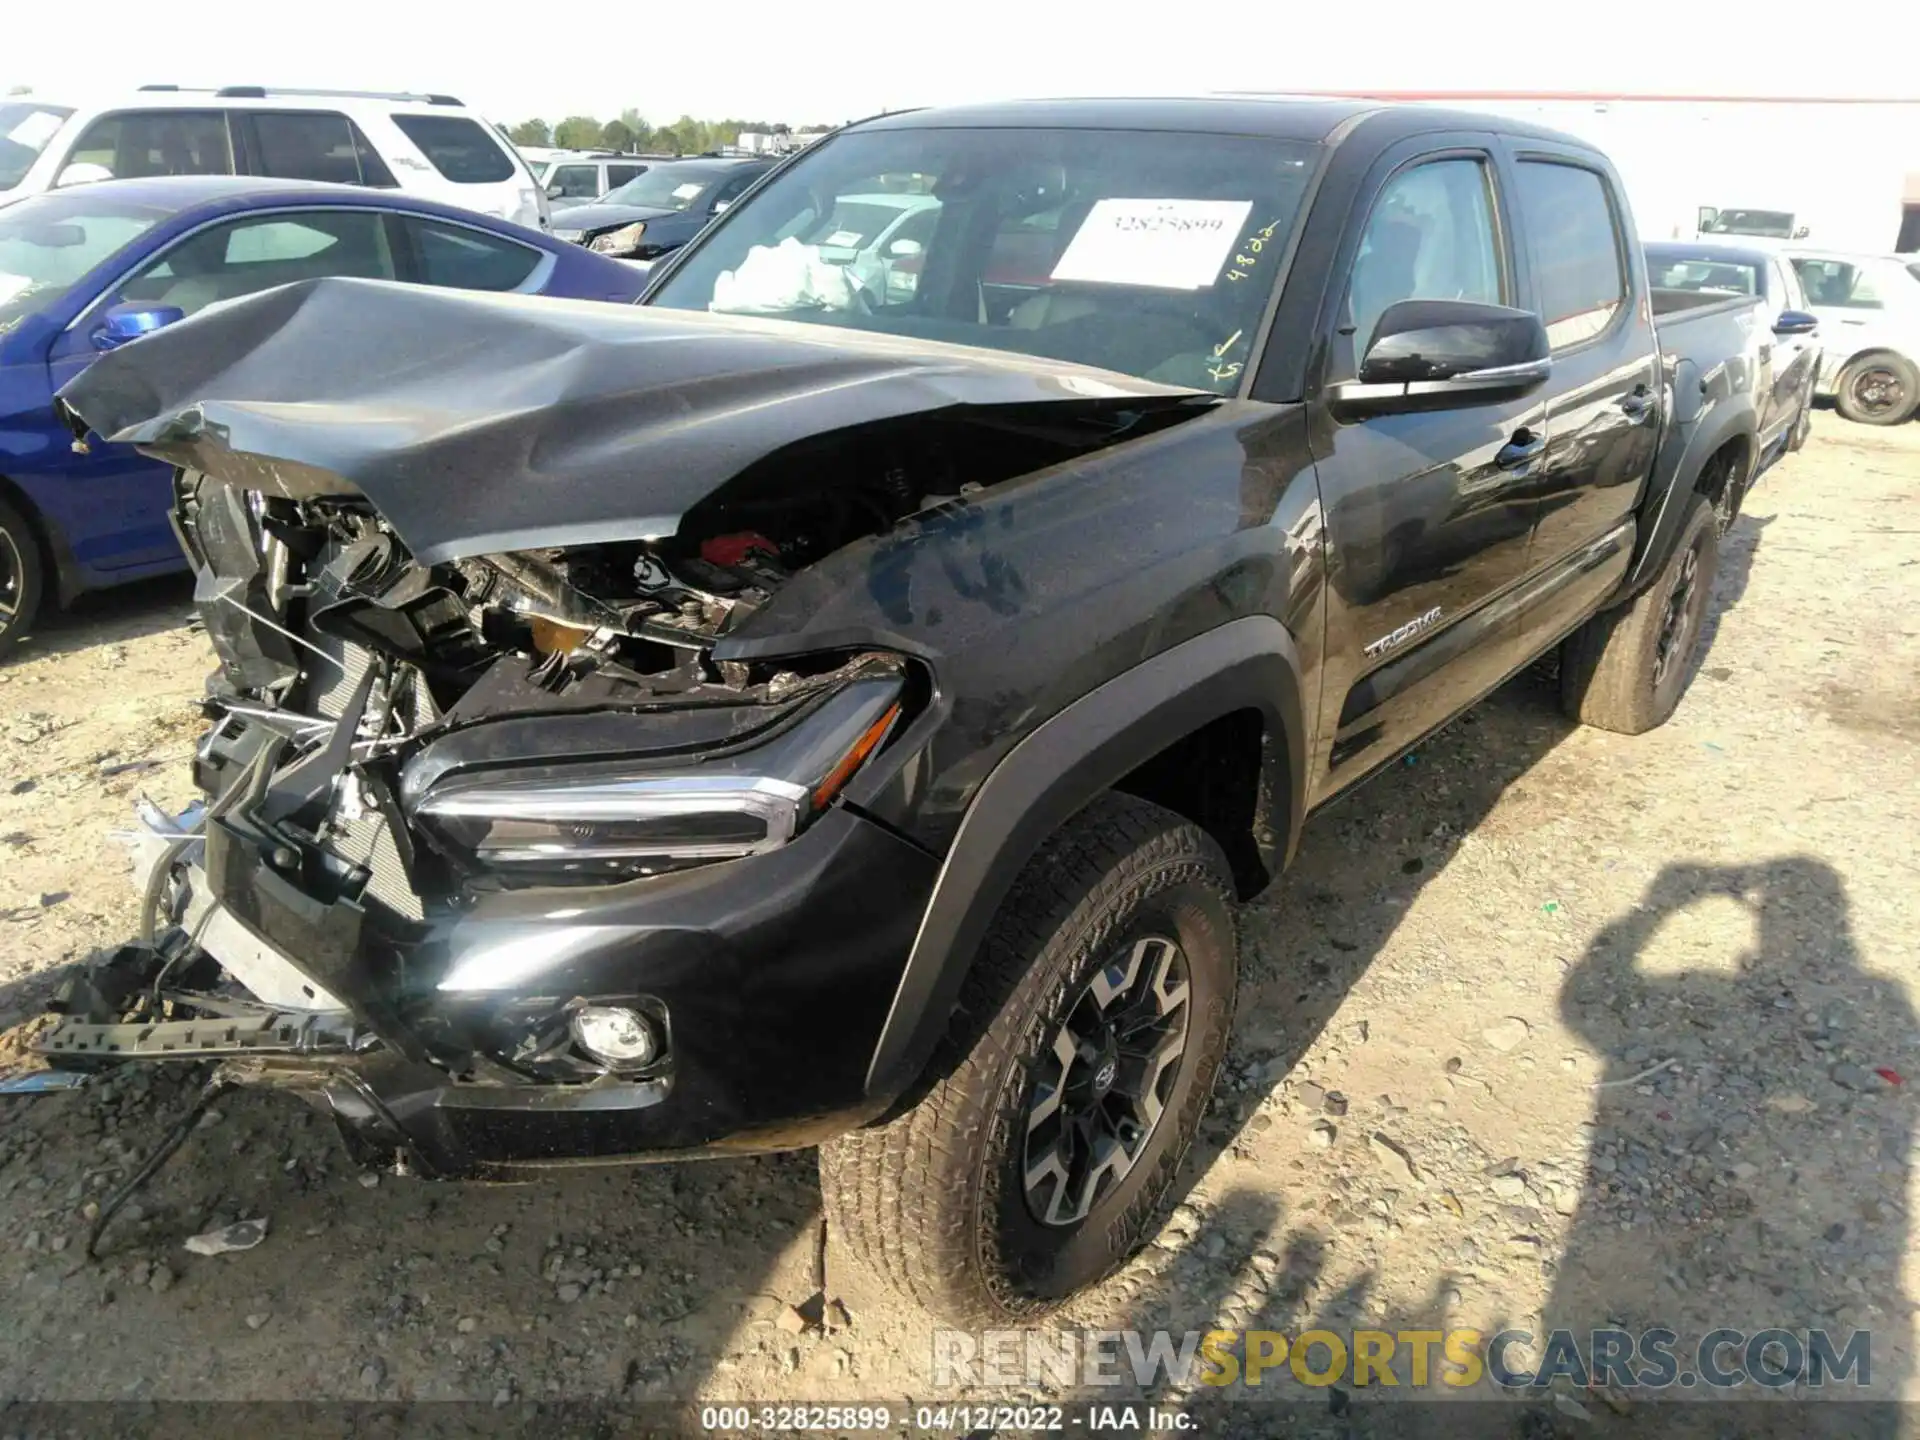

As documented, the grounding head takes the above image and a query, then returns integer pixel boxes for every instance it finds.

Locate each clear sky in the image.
[6,0,1916,129]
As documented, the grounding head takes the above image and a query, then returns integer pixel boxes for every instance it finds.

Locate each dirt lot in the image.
[0,413,1915,1427]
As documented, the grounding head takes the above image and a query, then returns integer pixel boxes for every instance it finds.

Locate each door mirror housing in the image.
[1773,309,1819,337]
[545,181,564,199]
[90,301,185,352]
[1697,205,1721,233]
[56,162,114,189]
[1335,299,1551,414]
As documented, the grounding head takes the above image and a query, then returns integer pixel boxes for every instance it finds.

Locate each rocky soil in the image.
[0,413,1915,1433]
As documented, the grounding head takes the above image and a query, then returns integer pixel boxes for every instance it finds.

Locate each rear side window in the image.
[390,115,514,184]
[66,110,232,180]
[608,164,646,188]
[1346,158,1502,353]
[252,112,397,187]
[1517,161,1626,350]
[1792,257,1884,310]
[400,217,541,290]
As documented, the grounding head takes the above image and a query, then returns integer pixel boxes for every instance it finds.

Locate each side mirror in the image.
[885,237,923,259]
[1697,205,1720,233]
[1774,309,1819,337]
[545,181,563,199]
[1335,299,1551,414]
[56,162,114,189]
[90,301,186,352]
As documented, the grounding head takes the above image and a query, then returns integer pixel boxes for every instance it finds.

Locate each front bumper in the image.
[41,803,939,1178]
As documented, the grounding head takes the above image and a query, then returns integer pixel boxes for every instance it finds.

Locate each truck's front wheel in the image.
[1559,494,1719,734]
[820,793,1237,1324]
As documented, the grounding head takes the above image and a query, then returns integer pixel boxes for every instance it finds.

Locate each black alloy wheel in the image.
[1022,934,1191,1227]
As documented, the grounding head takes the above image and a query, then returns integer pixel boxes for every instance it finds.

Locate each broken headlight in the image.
[411,675,901,881]
[590,222,646,256]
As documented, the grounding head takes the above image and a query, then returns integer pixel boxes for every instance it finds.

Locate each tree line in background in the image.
[505,110,832,154]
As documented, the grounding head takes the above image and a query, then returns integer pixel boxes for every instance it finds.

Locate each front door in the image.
[1307,147,1548,795]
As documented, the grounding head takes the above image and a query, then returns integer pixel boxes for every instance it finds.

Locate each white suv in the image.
[0,88,549,230]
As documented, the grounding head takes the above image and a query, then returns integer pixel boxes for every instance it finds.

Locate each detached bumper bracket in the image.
[35,1009,363,1062]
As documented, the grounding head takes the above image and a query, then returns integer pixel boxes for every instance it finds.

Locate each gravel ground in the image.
[0,412,1915,1427]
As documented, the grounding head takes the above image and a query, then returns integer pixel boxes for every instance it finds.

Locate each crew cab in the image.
[41,98,1762,1323]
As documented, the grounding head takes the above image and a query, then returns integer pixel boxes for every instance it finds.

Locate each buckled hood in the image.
[56,276,1202,565]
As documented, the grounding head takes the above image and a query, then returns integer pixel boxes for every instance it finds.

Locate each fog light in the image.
[569,1005,657,1068]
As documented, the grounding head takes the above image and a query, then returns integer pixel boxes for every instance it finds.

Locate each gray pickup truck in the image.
[47,97,1793,1322]
[1646,238,1823,519]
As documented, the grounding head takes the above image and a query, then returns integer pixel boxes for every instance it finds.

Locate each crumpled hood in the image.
[58,276,1203,565]
[550,201,678,231]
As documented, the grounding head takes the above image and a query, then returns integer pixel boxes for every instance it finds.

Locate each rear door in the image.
[1307,137,1550,792]
[1506,147,1659,596]
[236,110,398,188]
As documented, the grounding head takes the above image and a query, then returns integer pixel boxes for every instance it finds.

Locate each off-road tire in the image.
[1559,494,1718,734]
[1834,351,1918,427]
[819,793,1237,1324]
[0,499,45,660]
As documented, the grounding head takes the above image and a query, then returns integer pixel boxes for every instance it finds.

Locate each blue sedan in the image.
[0,176,652,653]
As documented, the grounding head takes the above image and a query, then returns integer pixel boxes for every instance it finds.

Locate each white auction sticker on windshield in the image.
[672,183,703,201]
[1050,198,1253,290]
[824,229,863,248]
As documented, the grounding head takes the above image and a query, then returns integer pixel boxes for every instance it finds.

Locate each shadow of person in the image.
[1547,857,1910,1432]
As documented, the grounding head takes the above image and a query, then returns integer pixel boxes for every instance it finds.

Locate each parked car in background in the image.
[50,96,1770,1324]
[534,152,658,209]
[0,176,651,653]
[0,89,549,231]
[1784,248,1920,426]
[549,157,775,259]
[797,191,940,303]
[1645,238,1821,468]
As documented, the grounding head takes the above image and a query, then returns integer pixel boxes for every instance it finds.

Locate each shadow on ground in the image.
[4,574,196,665]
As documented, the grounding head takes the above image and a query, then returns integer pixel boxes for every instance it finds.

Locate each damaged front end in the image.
[39,278,1208,1176]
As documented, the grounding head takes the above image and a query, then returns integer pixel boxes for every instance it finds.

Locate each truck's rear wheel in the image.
[1559,494,1718,735]
[1834,351,1918,426]
[820,793,1236,1324]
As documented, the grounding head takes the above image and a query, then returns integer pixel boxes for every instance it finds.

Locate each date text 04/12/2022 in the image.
[696,1404,1195,1431]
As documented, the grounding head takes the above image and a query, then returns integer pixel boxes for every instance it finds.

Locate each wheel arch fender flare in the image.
[863,615,1306,1105]
[1621,397,1755,599]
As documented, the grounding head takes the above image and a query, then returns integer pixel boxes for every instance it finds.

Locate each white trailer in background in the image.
[1277,92,1920,254]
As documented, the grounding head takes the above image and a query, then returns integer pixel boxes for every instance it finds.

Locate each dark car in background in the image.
[548,157,775,259]
[0,176,653,654]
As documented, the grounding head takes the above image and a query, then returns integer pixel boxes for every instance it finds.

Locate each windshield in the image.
[1647,254,1761,296]
[603,164,732,211]
[648,127,1320,394]
[0,191,166,333]
[1,103,75,192]
[1703,208,1796,239]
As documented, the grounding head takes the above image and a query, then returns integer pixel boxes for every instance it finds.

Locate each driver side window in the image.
[1346,158,1502,359]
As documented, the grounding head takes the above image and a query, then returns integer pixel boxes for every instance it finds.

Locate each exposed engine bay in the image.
[30,277,1215,1198]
